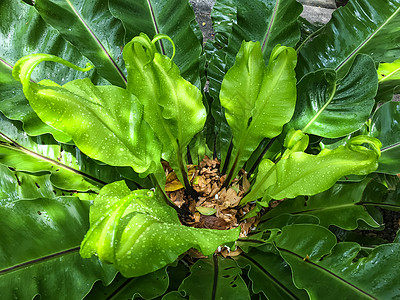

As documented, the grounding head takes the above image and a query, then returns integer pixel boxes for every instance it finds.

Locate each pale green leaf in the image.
[80,181,240,277]
[220,41,297,183]
[123,33,206,184]
[13,53,161,175]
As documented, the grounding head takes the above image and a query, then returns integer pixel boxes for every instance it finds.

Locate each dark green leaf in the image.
[85,267,169,300]
[275,224,400,299]
[0,175,116,299]
[109,0,202,86]
[234,246,309,300]
[34,0,127,87]
[290,54,377,138]
[297,0,400,78]
[226,0,302,68]
[179,256,250,300]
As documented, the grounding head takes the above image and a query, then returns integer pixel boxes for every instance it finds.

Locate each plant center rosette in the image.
[165,156,258,242]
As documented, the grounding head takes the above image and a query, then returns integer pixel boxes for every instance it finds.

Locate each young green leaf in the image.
[376,57,400,102]
[12,53,161,176]
[220,41,297,184]
[80,181,240,277]
[260,180,380,230]
[242,135,381,204]
[123,33,206,186]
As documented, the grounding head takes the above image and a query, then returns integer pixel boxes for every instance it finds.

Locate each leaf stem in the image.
[221,139,234,175]
[149,173,190,216]
[247,137,277,178]
[296,25,325,53]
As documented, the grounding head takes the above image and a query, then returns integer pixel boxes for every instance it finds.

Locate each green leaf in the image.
[290,54,377,138]
[0,164,64,200]
[179,256,250,300]
[370,101,400,174]
[33,0,127,87]
[376,57,400,102]
[260,181,380,230]
[275,224,400,299]
[0,114,122,192]
[258,214,320,231]
[0,178,116,299]
[109,0,202,86]
[0,0,96,142]
[226,0,302,68]
[13,54,161,175]
[242,135,381,204]
[80,181,240,277]
[85,267,170,299]
[234,245,309,300]
[297,0,400,78]
[220,41,297,183]
[123,33,206,184]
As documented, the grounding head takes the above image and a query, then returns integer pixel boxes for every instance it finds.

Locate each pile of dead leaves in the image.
[165,156,259,240]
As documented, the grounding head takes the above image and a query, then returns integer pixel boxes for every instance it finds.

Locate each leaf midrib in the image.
[0,247,79,275]
[0,132,106,186]
[64,0,127,85]
[261,0,279,53]
[277,247,378,299]
[335,5,400,73]
[240,253,301,299]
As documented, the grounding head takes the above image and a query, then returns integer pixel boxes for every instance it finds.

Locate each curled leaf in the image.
[80,181,240,277]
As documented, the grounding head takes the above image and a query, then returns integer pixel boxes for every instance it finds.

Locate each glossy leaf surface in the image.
[0,114,122,192]
[220,41,296,181]
[275,224,400,299]
[109,0,202,86]
[0,0,95,141]
[376,57,400,102]
[179,256,250,300]
[261,181,380,230]
[124,34,205,183]
[34,0,127,87]
[80,181,240,277]
[0,164,62,200]
[370,101,400,174]
[85,267,170,299]
[0,169,116,299]
[226,0,302,68]
[297,0,400,78]
[234,245,309,300]
[291,54,377,138]
[243,136,381,203]
[13,54,161,175]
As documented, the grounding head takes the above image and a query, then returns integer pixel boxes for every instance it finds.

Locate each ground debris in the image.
[166,156,259,238]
